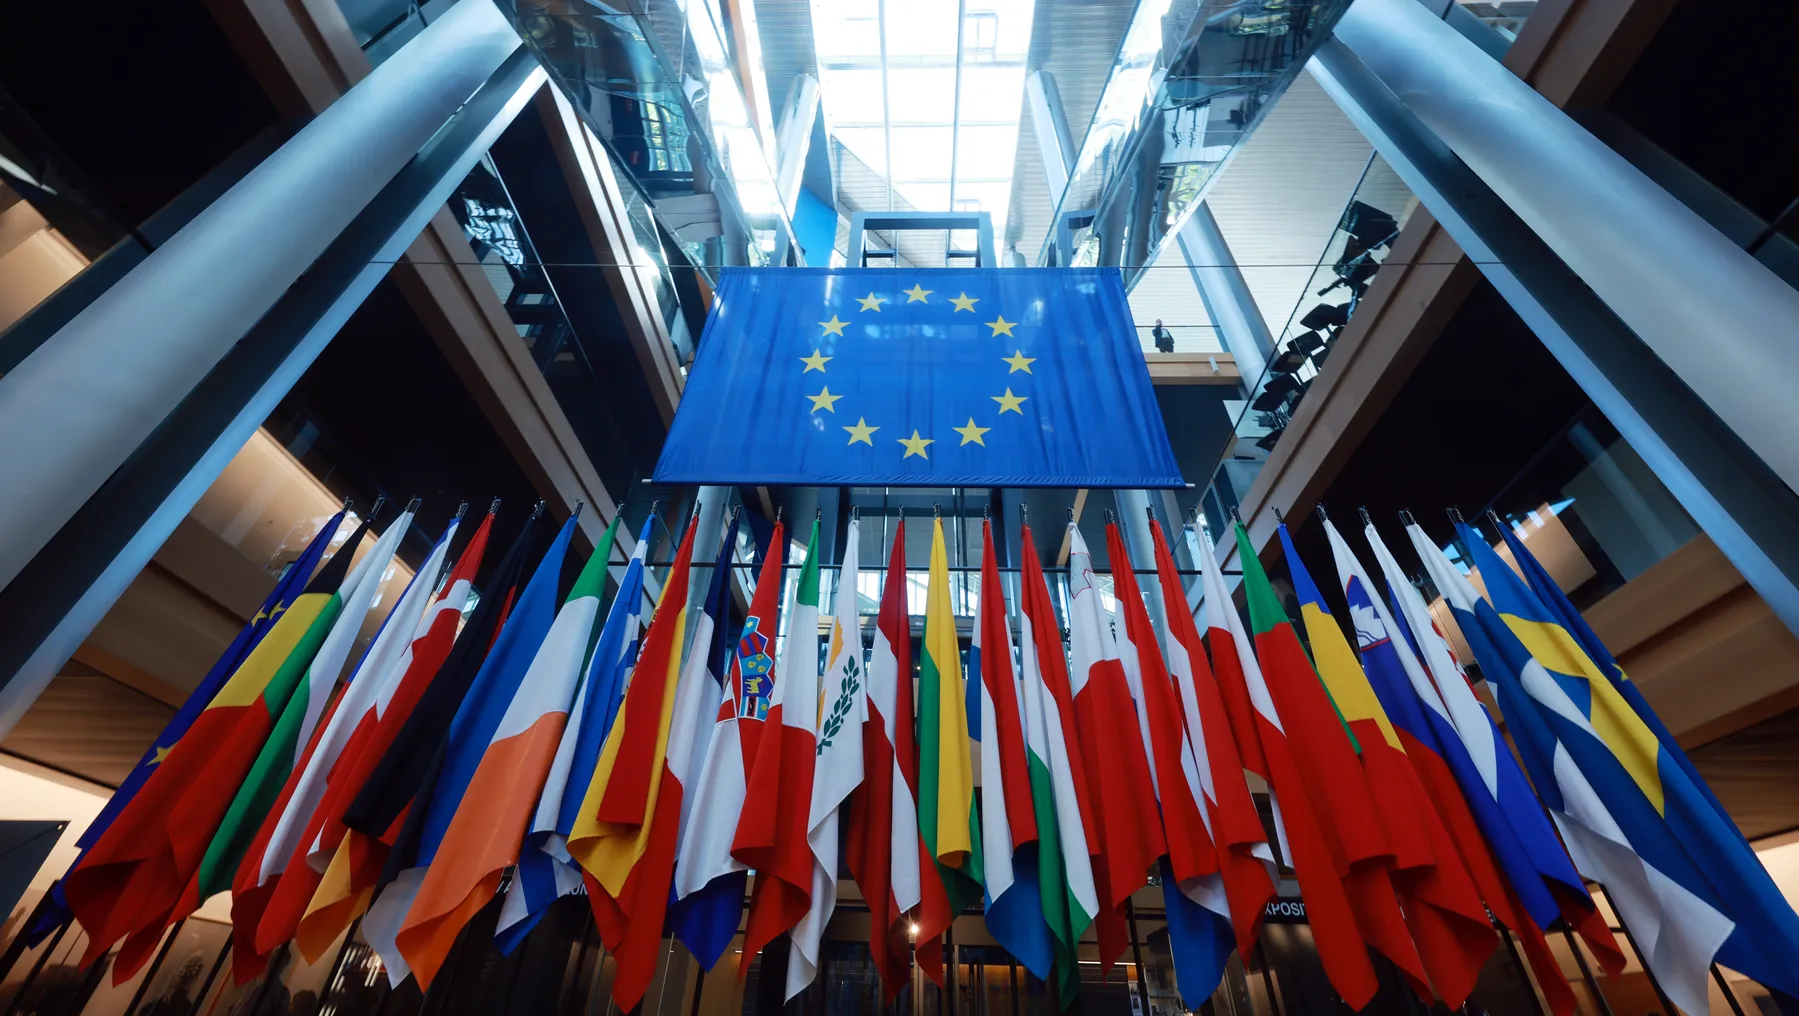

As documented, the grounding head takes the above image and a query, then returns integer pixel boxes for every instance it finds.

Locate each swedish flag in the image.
[1451,523,1799,1012]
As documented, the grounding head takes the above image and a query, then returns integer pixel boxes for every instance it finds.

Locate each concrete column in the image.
[0,0,522,595]
[1177,203,1276,383]
[1333,0,1799,496]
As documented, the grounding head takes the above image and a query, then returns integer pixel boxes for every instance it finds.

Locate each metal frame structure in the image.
[847,210,997,267]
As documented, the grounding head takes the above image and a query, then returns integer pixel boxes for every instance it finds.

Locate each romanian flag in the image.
[198,505,416,901]
[1063,522,1160,971]
[1449,521,1799,1013]
[915,517,982,969]
[566,513,699,1012]
[1194,524,1383,1009]
[394,510,614,987]
[1015,522,1098,1009]
[23,510,342,948]
[65,511,372,975]
[1276,522,1494,1007]
[281,507,505,962]
[731,519,822,978]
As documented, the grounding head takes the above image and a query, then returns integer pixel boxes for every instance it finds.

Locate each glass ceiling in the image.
[810,0,1037,243]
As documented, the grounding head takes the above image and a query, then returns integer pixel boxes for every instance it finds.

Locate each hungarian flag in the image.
[1333,519,1599,1016]
[1276,522,1494,1007]
[1193,524,1384,1009]
[1232,521,1429,1004]
[65,511,372,974]
[672,521,785,954]
[197,505,417,902]
[360,512,576,985]
[916,516,982,973]
[494,514,631,953]
[394,509,615,987]
[846,519,940,1000]
[663,513,745,970]
[972,520,1049,979]
[787,518,868,999]
[278,507,504,961]
[1015,522,1098,1009]
[226,512,456,978]
[732,518,823,974]
[1107,521,1235,1005]
[565,512,700,1012]
[23,509,342,949]
[1062,522,1161,971]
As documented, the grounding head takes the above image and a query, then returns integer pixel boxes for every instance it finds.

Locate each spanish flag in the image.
[566,513,699,1012]
[65,511,371,974]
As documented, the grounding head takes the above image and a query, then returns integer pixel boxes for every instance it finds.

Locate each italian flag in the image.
[1016,522,1098,1008]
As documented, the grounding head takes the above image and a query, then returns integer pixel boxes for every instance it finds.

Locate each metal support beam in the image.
[1334,0,1799,497]
[1026,71,1076,200]
[0,0,522,596]
[773,74,820,215]
[1308,36,1799,640]
[1177,204,1277,384]
[0,50,546,736]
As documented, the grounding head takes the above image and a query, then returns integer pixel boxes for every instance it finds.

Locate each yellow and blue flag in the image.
[653,268,1182,488]
[1449,521,1799,1013]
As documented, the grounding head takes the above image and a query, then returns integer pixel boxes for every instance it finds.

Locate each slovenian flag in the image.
[971,520,1050,981]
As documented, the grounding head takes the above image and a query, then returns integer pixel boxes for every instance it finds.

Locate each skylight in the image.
[810,0,1037,244]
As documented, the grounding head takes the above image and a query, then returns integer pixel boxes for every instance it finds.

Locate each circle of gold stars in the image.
[803,286,1030,461]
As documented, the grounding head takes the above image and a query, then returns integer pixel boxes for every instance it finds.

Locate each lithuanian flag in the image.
[916,516,982,962]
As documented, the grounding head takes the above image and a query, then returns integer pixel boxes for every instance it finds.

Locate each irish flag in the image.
[65,511,373,974]
[394,508,614,987]
[916,516,982,965]
[732,518,823,971]
[1015,521,1098,1008]
[1063,522,1161,970]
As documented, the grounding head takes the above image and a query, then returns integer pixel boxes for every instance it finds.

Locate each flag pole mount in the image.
[1019,502,1027,526]
[529,498,547,520]
[368,494,388,522]
[452,500,470,521]
[775,502,784,522]
[404,495,422,513]
[1447,505,1467,526]
[933,503,941,519]
[1315,504,1330,524]
[1103,507,1116,524]
[814,505,823,521]
[487,496,502,516]
[1357,505,1374,527]
[571,499,585,521]
[1398,508,1417,527]
[1271,506,1284,524]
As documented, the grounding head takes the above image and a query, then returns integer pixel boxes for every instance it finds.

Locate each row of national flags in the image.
[33,495,1799,1015]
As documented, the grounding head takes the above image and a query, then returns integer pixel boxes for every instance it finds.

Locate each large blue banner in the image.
[654,268,1183,488]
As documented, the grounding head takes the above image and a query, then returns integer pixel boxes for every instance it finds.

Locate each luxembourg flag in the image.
[971,520,1051,980]
[493,513,626,952]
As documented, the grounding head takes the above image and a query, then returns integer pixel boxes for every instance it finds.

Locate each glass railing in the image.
[1198,153,1415,536]
[1034,0,1356,276]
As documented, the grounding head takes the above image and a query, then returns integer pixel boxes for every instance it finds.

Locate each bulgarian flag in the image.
[64,511,373,976]
[732,518,823,973]
[1232,521,1428,1005]
[566,512,700,1012]
[225,511,457,977]
[394,508,615,988]
[972,520,1049,980]
[1015,522,1097,1009]
[1193,524,1385,1009]
[672,522,785,954]
[916,516,982,968]
[846,518,941,999]
[196,504,417,902]
[1276,522,1495,1007]
[1148,519,1273,965]
[1063,522,1161,971]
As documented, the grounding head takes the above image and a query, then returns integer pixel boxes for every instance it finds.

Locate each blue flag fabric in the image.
[654,268,1182,488]
[667,513,744,969]
[24,512,344,946]
[1159,859,1235,1009]
[1453,522,1799,1011]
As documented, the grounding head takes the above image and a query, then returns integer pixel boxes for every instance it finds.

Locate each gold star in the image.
[819,315,847,336]
[986,315,1016,338]
[844,417,879,446]
[800,349,831,373]
[857,292,887,312]
[992,388,1027,414]
[903,283,932,303]
[807,387,842,413]
[954,418,991,446]
[150,744,172,765]
[1003,350,1036,374]
[950,292,978,312]
[898,430,935,459]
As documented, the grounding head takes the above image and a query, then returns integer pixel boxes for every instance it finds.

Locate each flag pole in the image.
[1560,928,1615,1016]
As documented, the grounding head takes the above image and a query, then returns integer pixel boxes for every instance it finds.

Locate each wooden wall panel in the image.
[1,663,175,788]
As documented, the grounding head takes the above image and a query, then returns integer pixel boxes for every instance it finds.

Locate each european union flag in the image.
[654,268,1183,487]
